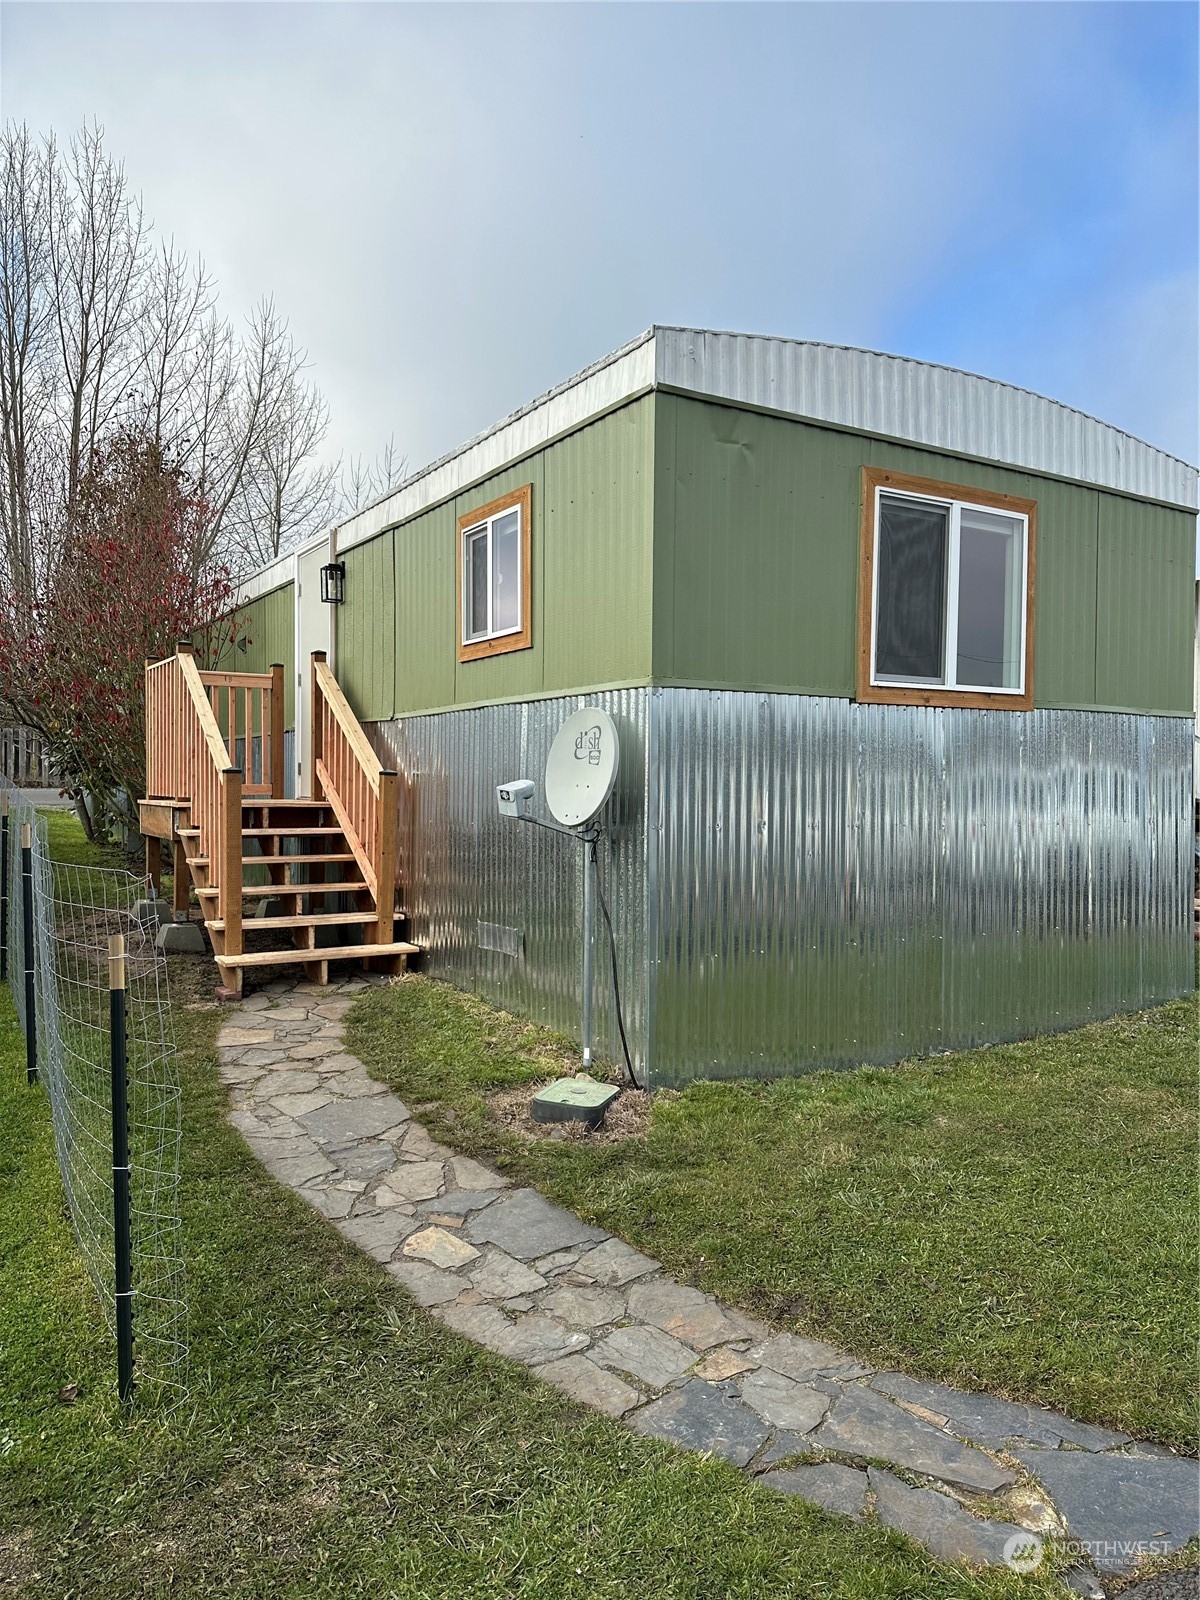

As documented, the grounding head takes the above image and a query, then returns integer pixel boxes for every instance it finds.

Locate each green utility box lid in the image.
[530,1077,620,1129]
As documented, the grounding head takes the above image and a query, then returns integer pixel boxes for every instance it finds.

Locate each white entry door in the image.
[294,535,333,797]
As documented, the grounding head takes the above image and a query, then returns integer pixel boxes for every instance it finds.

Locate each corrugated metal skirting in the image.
[371,692,650,1075]
[370,691,1192,1089]
[649,691,1193,1085]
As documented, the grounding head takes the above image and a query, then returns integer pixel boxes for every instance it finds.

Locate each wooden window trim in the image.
[857,467,1037,711]
[456,483,533,663]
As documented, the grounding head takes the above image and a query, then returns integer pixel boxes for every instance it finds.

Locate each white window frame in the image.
[461,503,524,646]
[870,484,1030,697]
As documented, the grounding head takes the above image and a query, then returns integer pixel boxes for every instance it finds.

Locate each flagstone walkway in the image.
[216,977,1199,1597]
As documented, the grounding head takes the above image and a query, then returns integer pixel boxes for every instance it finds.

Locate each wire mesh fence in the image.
[2,784,187,1403]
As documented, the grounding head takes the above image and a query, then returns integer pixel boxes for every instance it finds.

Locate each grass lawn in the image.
[346,975,1199,1454]
[0,829,1064,1597]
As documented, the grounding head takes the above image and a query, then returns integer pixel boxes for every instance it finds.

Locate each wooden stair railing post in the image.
[311,650,326,800]
[218,765,243,956]
[144,656,154,803]
[269,663,285,798]
[375,771,398,946]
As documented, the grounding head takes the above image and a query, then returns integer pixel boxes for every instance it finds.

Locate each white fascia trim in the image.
[333,330,656,557]
[239,554,294,604]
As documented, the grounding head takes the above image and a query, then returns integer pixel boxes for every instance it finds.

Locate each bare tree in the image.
[230,363,338,566]
[0,120,367,612]
[131,236,215,450]
[46,123,147,508]
[0,124,54,602]
[340,434,408,517]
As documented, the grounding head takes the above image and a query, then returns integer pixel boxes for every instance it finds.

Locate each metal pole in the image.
[20,823,36,1086]
[1,792,9,981]
[109,934,135,1404]
[581,837,594,1070]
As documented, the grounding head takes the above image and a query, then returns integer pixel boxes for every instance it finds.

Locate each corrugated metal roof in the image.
[241,325,1196,595]
[654,328,1197,511]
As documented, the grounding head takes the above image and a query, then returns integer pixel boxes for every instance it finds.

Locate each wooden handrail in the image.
[311,651,397,945]
[146,644,284,800]
[144,643,244,957]
[178,649,237,777]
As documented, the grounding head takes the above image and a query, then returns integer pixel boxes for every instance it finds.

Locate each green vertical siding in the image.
[654,396,861,695]
[393,503,457,715]
[1095,497,1195,713]
[230,582,295,726]
[339,535,395,720]
[381,397,656,716]
[542,399,654,692]
[654,393,1195,715]
[1028,487,1098,710]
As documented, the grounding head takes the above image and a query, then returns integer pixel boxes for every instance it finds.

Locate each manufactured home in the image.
[142,328,1198,1087]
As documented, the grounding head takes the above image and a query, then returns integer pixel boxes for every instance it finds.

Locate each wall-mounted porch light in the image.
[320,561,346,604]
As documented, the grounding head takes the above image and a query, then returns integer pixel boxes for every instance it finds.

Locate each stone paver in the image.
[626,1279,751,1351]
[871,1371,1131,1452]
[301,1097,409,1147]
[378,1161,446,1202]
[338,1209,417,1261]
[592,1324,697,1389]
[450,1155,511,1191]
[468,1251,547,1300]
[537,1354,642,1418]
[869,1468,1035,1567]
[753,1332,871,1383]
[402,1226,481,1270]
[629,1380,770,1468]
[759,1463,870,1520]
[385,1259,465,1307]
[219,975,1190,1585]
[417,1188,500,1217]
[463,1188,606,1261]
[572,1238,660,1287]
[739,1367,829,1433]
[814,1383,1017,1494]
[539,1284,627,1329]
[695,1347,758,1382]
[1013,1448,1200,1573]
[438,1304,591,1365]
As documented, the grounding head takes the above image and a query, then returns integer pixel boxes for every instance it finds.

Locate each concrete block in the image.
[132,897,172,929]
[155,920,207,954]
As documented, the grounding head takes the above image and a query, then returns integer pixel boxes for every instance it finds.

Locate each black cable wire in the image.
[589,838,641,1092]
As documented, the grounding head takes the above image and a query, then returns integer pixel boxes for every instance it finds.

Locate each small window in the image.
[456,484,532,662]
[858,468,1036,709]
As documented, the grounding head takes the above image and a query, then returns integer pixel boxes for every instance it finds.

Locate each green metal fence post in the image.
[108,934,135,1404]
[21,823,36,1086]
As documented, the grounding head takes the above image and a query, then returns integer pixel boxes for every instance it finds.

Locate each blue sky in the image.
[2,1,1196,477]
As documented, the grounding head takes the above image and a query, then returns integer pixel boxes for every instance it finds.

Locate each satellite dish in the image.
[545,708,620,827]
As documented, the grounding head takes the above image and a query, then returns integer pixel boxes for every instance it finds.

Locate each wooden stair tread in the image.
[241,798,328,808]
[241,852,356,865]
[241,826,346,837]
[207,911,381,932]
[215,941,419,969]
[197,882,371,899]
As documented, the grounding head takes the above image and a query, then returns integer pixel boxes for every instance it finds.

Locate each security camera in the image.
[496,779,535,819]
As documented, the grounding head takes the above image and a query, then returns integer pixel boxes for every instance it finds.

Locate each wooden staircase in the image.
[139,644,418,996]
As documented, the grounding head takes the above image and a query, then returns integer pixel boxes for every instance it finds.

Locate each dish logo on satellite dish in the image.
[574,726,604,767]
